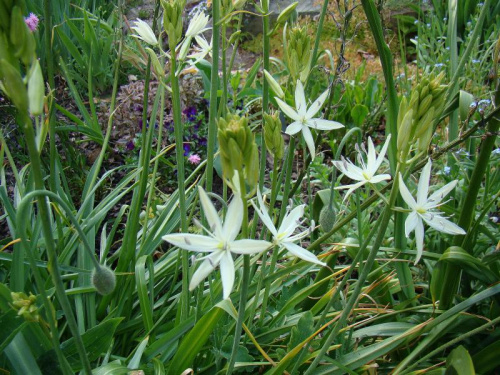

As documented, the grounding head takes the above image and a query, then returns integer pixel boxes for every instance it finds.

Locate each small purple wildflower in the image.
[183,106,197,121]
[126,140,135,151]
[25,13,39,32]
[183,143,191,156]
[188,154,201,165]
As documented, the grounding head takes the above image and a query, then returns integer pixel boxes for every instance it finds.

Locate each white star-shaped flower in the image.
[275,80,344,159]
[131,19,158,46]
[333,135,392,201]
[163,187,271,299]
[399,159,466,263]
[251,190,326,266]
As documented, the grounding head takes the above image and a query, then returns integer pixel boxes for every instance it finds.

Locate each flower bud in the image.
[263,69,284,99]
[161,0,185,47]
[276,2,298,25]
[285,26,311,82]
[0,59,28,113]
[10,6,35,65]
[319,205,336,232]
[217,114,259,195]
[263,112,284,159]
[145,47,164,77]
[92,266,116,295]
[27,59,44,115]
[11,292,40,322]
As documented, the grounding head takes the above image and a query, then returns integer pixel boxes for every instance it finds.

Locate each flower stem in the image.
[227,172,250,374]
[206,0,221,192]
[171,46,190,321]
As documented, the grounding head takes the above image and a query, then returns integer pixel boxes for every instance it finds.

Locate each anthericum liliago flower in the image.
[251,190,326,266]
[333,135,392,201]
[399,159,466,263]
[131,19,158,46]
[163,187,271,299]
[275,80,344,160]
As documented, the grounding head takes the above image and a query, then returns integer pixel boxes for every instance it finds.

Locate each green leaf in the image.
[350,104,369,127]
[473,340,500,373]
[446,346,475,375]
[93,362,130,375]
[0,311,27,353]
[288,311,314,351]
[167,304,227,375]
[61,317,123,371]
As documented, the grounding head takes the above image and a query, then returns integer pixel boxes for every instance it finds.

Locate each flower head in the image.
[163,187,271,299]
[275,80,344,159]
[25,13,39,32]
[131,19,158,46]
[399,159,466,263]
[188,153,201,165]
[251,190,325,266]
[333,135,392,201]
[185,12,210,38]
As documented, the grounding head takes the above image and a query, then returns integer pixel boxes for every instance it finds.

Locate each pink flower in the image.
[25,13,39,32]
[188,154,201,165]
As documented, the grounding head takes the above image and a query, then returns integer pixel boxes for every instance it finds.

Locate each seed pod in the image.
[319,205,336,232]
[92,266,116,295]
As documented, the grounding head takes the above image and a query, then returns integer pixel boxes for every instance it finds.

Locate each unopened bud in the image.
[264,69,284,99]
[92,266,116,295]
[27,59,44,115]
[263,112,284,159]
[161,0,186,47]
[0,59,28,113]
[276,2,298,25]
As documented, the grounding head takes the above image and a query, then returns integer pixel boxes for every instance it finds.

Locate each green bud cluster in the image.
[217,114,259,194]
[10,291,40,322]
[397,72,447,160]
[263,112,284,160]
[284,25,311,83]
[0,1,44,116]
[161,0,186,47]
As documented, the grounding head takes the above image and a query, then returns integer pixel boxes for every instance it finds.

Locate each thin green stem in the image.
[206,0,221,192]
[227,172,250,375]
[171,46,190,321]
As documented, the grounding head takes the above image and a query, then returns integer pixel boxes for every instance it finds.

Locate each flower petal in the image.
[302,126,316,160]
[366,137,377,170]
[338,181,366,202]
[251,191,278,237]
[417,159,432,206]
[372,134,391,173]
[222,195,243,241]
[398,173,417,209]
[189,251,223,291]
[415,218,425,264]
[369,174,391,184]
[305,88,329,119]
[285,121,303,135]
[231,239,272,254]
[219,251,235,299]
[421,212,466,235]
[332,159,364,181]
[426,180,458,208]
[278,205,305,238]
[162,233,219,252]
[282,242,326,266]
[276,97,300,122]
[198,186,222,238]
[307,119,344,131]
[295,80,307,116]
[405,211,419,237]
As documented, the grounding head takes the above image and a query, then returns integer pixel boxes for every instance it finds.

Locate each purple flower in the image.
[126,140,135,151]
[198,137,207,147]
[183,106,197,121]
[188,154,201,165]
[134,104,143,113]
[25,13,39,32]
[183,143,191,156]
